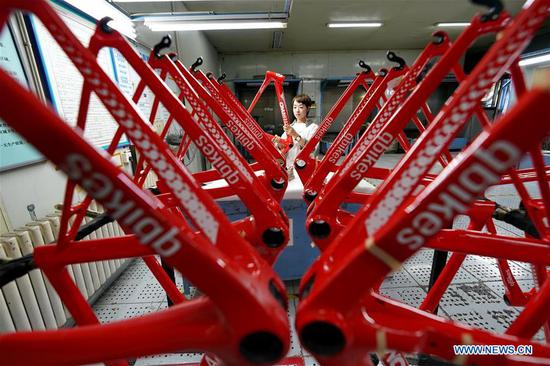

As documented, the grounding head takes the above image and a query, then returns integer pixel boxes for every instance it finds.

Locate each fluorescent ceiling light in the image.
[435,22,470,27]
[63,0,135,39]
[146,21,287,31]
[519,53,550,67]
[327,22,383,28]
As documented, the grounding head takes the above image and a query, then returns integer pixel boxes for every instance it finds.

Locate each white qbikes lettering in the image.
[395,140,520,249]
[203,82,257,150]
[343,66,422,178]
[328,132,354,164]
[349,132,394,180]
[64,154,182,256]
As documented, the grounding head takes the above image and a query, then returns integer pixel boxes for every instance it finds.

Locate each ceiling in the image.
[115,0,550,54]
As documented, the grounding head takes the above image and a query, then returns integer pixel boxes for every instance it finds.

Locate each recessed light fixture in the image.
[326,22,383,28]
[435,22,471,27]
[519,53,550,67]
[145,21,287,31]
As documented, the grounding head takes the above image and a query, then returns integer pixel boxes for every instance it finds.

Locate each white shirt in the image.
[281,119,319,175]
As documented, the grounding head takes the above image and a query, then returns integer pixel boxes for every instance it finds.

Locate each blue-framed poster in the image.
[0,24,44,172]
[28,5,130,149]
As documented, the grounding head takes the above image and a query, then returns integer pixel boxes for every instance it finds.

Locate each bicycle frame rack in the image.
[301,53,409,201]
[306,6,512,249]
[0,0,549,365]
[190,61,288,183]
[294,60,374,183]
[296,1,550,364]
[202,71,286,164]
[82,30,290,263]
[0,1,290,364]
[247,71,295,154]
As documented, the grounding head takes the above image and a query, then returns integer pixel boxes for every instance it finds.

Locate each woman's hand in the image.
[272,135,286,150]
[283,125,298,138]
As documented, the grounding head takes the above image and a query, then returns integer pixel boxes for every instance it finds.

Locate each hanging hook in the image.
[432,31,448,45]
[358,60,372,73]
[471,0,504,22]
[153,35,172,59]
[191,57,203,72]
[217,72,227,84]
[98,17,114,34]
[386,51,406,71]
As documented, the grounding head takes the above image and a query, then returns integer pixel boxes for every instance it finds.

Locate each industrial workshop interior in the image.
[1,0,550,365]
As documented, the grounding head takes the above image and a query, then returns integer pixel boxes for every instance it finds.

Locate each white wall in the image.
[222,49,421,80]
[0,163,66,229]
[221,49,422,123]
[130,0,221,77]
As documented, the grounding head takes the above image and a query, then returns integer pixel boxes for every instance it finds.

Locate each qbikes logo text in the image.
[182,87,254,184]
[344,68,419,178]
[204,83,257,150]
[396,140,520,249]
[63,154,183,256]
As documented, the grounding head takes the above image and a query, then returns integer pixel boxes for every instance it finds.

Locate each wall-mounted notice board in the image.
[0,23,44,172]
[28,5,130,149]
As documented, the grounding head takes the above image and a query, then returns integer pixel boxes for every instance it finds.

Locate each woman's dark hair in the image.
[292,94,313,108]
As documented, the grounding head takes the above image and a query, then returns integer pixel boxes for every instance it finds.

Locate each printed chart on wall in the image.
[110,46,157,129]
[29,5,129,149]
[111,46,183,137]
[0,25,44,172]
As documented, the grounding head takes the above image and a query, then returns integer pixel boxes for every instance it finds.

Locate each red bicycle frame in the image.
[294,61,374,183]
[297,84,550,365]
[0,2,290,366]
[190,62,288,184]
[204,72,286,164]
[78,29,290,262]
[248,70,294,154]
